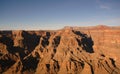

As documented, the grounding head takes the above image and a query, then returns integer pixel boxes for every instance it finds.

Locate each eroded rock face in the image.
[0,26,120,74]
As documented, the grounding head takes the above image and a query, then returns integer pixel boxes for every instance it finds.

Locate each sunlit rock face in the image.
[0,25,120,74]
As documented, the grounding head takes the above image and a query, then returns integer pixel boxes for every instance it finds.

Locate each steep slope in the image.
[0,26,120,74]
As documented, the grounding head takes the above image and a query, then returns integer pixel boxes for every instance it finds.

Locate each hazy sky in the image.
[0,0,120,30]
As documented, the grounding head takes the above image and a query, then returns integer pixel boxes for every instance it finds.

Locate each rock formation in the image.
[0,25,120,74]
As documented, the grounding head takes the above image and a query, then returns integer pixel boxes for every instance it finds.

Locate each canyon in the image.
[0,25,120,74]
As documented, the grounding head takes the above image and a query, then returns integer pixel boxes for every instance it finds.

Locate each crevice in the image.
[22,31,40,52]
[0,54,16,73]
[76,38,81,46]
[46,64,50,72]
[53,36,61,47]
[22,54,39,72]
[109,58,116,67]
[41,32,51,48]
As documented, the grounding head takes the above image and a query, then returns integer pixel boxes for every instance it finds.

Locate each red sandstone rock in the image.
[0,25,120,74]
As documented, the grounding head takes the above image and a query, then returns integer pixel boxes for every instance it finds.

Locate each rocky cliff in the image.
[0,25,120,74]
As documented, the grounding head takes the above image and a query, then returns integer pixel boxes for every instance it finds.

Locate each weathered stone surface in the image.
[0,25,120,74]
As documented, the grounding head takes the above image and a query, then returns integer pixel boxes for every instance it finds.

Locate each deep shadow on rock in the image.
[0,28,120,74]
[73,30,94,53]
[22,31,40,52]
[0,35,14,50]
[22,55,39,72]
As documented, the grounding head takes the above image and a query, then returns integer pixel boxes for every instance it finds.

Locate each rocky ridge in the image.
[0,25,120,74]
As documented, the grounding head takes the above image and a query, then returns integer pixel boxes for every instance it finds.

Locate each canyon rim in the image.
[0,25,120,74]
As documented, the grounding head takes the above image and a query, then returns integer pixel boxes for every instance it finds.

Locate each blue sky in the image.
[0,0,120,30]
